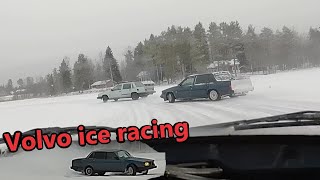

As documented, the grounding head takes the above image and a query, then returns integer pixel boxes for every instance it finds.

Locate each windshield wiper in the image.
[233,111,320,130]
[0,126,117,144]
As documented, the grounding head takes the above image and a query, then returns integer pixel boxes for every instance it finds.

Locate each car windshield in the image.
[180,76,195,86]
[117,150,132,158]
[112,84,122,90]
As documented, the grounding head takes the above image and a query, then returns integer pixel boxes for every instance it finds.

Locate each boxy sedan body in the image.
[71,149,157,176]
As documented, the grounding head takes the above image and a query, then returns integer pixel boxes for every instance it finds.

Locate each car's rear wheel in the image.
[131,93,139,100]
[97,172,105,176]
[167,93,175,103]
[141,170,148,175]
[84,166,94,176]
[126,165,137,176]
[102,95,108,103]
[208,90,221,101]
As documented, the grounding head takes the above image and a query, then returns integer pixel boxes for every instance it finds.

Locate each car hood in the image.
[98,90,111,96]
[72,158,85,161]
[162,85,179,92]
[126,157,153,162]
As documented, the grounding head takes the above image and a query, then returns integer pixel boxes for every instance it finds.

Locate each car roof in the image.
[188,73,214,77]
[117,81,141,84]
[91,149,125,153]
[141,80,155,84]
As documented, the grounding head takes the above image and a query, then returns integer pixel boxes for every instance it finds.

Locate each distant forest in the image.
[1,21,320,97]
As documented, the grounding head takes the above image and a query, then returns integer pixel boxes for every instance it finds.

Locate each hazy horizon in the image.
[1,0,319,85]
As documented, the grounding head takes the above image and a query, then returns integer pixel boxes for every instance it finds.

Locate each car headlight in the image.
[144,162,150,166]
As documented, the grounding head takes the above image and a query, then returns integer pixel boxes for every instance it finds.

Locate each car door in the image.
[90,152,108,172]
[175,76,195,99]
[109,84,122,98]
[105,152,124,172]
[191,74,210,98]
[121,83,132,98]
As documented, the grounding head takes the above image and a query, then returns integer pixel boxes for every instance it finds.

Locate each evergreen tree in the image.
[26,77,34,87]
[94,62,104,81]
[125,50,134,65]
[52,68,63,93]
[123,49,136,80]
[73,54,94,91]
[259,27,274,66]
[59,58,72,93]
[308,28,320,64]
[103,46,122,83]
[134,42,145,70]
[192,22,210,71]
[244,25,261,67]
[208,22,224,70]
[17,78,24,88]
[6,79,13,94]
[46,74,55,96]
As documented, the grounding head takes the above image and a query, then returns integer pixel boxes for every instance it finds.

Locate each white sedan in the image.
[97,82,148,102]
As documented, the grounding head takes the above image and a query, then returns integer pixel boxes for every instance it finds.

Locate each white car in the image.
[97,82,147,102]
[141,81,156,96]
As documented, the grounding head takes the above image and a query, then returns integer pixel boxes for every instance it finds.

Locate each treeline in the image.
[1,21,320,97]
[122,21,320,82]
[1,46,122,97]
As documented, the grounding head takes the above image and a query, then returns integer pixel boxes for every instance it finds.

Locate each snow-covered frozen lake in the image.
[1,68,320,134]
[1,67,320,179]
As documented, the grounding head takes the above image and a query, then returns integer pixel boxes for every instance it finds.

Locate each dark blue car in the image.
[70,149,157,176]
[160,73,234,103]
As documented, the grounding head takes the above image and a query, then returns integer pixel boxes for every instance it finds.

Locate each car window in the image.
[117,150,132,158]
[194,75,209,84]
[93,152,107,159]
[87,152,95,159]
[123,83,131,89]
[134,82,145,87]
[106,152,118,160]
[207,74,216,82]
[181,76,195,86]
[113,84,122,90]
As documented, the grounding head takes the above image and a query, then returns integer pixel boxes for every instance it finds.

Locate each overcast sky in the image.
[0,0,319,84]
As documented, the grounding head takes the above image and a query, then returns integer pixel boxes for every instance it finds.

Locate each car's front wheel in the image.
[84,166,94,176]
[102,95,109,103]
[167,93,175,103]
[126,165,137,176]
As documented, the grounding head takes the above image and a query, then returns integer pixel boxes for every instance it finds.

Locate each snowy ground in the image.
[1,67,320,179]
